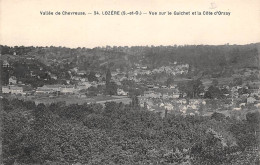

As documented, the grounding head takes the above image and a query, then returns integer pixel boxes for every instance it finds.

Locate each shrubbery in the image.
[2,98,259,164]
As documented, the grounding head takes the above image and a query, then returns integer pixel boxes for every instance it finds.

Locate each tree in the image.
[87,86,99,96]
[165,77,174,87]
[104,102,119,115]
[144,102,148,110]
[211,112,226,121]
[192,79,204,98]
[106,68,111,86]
[83,114,112,129]
[3,110,34,164]
[1,67,9,85]
[246,111,260,124]
[238,87,249,95]
[13,62,28,79]
[178,79,204,98]
[106,81,117,96]
[232,77,243,86]
[88,71,98,82]
[212,79,219,87]
[246,111,260,137]
[128,88,143,97]
[131,95,140,110]
[177,82,187,97]
[204,86,223,99]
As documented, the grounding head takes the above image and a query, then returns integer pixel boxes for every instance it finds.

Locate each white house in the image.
[66,80,71,84]
[247,97,256,104]
[239,103,246,107]
[164,103,174,110]
[9,76,17,85]
[187,104,197,109]
[36,85,61,94]
[2,60,9,68]
[233,107,242,111]
[12,86,23,94]
[2,86,23,94]
[254,103,260,108]
[117,89,128,96]
[2,86,10,93]
[179,105,187,113]
[172,93,180,99]
[71,67,79,73]
[144,91,161,98]
[50,74,57,80]
[60,85,76,94]
[77,71,86,76]
[170,84,177,89]
[178,99,187,105]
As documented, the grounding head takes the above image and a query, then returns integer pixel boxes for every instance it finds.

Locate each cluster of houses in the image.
[139,95,207,116]
[151,64,189,75]
[68,63,189,93]
[143,90,180,99]
[138,80,260,116]
[2,86,24,95]
[2,76,25,95]
[2,57,260,117]
[117,88,128,96]
[2,75,129,98]
[132,63,189,76]
[140,92,260,116]
[2,60,10,68]
[36,85,76,94]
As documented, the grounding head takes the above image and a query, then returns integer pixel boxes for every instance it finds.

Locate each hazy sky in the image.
[1,0,260,48]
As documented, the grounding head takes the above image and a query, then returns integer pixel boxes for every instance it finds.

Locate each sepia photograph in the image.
[0,0,260,164]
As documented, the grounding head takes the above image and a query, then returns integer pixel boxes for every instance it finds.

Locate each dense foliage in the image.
[2,98,260,164]
[1,44,259,74]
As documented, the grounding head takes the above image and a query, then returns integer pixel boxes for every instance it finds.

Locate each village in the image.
[1,0,260,162]
[2,55,260,119]
[1,42,260,165]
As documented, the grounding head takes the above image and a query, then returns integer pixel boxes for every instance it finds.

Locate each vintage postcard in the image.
[0,0,259,164]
